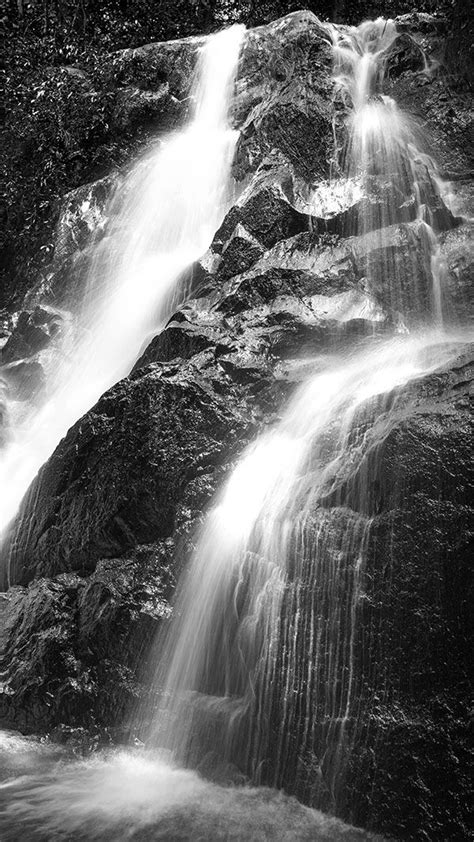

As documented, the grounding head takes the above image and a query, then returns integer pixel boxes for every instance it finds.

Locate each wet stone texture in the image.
[1,10,473,842]
[336,350,473,840]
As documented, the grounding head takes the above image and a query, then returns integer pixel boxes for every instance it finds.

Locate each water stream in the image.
[141,329,465,807]
[135,15,467,816]
[1,15,470,842]
[0,24,244,549]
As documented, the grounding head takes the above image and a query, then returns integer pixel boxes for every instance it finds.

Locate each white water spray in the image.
[0,732,382,841]
[331,19,454,325]
[135,17,469,815]
[0,25,244,548]
[1,14,470,839]
[142,331,466,802]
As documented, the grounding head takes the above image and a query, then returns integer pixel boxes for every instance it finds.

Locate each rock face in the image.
[1,552,173,734]
[5,362,258,585]
[253,345,473,840]
[348,358,472,841]
[1,10,472,842]
[232,12,334,181]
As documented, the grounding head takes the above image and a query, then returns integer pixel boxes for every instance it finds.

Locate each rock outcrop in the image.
[1,11,472,842]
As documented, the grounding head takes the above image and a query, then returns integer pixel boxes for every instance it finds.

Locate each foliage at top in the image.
[1,0,464,310]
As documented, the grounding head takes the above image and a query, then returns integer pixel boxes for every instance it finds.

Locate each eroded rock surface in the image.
[1,11,472,842]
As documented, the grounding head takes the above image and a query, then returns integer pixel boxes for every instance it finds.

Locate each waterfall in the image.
[0,24,245,554]
[141,332,464,799]
[331,19,454,326]
[137,17,468,816]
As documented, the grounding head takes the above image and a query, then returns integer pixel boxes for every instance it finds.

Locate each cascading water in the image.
[135,16,469,818]
[141,331,465,801]
[331,19,455,327]
[1,14,470,842]
[0,24,244,558]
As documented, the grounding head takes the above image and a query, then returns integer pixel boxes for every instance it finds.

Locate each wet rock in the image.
[344,349,473,840]
[383,13,473,181]
[112,84,182,133]
[0,383,8,447]
[1,308,61,365]
[238,81,333,181]
[218,231,359,304]
[216,268,311,315]
[233,12,334,181]
[350,221,437,325]
[137,317,218,366]
[53,175,117,264]
[109,36,203,100]
[385,69,473,181]
[0,311,13,350]
[254,344,473,840]
[385,33,426,78]
[0,361,44,402]
[4,358,256,586]
[0,549,173,733]
[214,179,309,253]
[218,224,264,281]
[395,13,448,36]
[439,222,474,322]
[339,345,474,516]
[444,0,474,87]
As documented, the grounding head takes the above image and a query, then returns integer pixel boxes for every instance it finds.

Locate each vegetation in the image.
[1,0,464,308]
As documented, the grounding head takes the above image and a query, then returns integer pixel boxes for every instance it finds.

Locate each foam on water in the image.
[0,731,383,841]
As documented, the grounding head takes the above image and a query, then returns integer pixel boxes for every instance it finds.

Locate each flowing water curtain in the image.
[138,18,469,817]
[0,25,245,563]
[190,337,456,809]
[143,329,461,804]
[330,19,454,327]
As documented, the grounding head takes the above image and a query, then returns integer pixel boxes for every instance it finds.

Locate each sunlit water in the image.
[139,329,469,810]
[0,25,244,552]
[0,731,383,841]
[1,14,471,841]
[132,16,471,819]
[331,18,456,326]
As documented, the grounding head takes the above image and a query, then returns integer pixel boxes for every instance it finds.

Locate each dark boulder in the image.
[1,308,62,365]
[1,12,473,842]
[249,344,473,841]
[4,361,254,586]
[213,180,309,253]
[108,36,204,101]
[112,84,183,133]
[233,12,334,181]
[344,349,473,840]
[0,549,173,733]
[218,224,265,280]
[385,33,426,78]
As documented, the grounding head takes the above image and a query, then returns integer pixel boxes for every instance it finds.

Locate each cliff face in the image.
[0,11,472,841]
